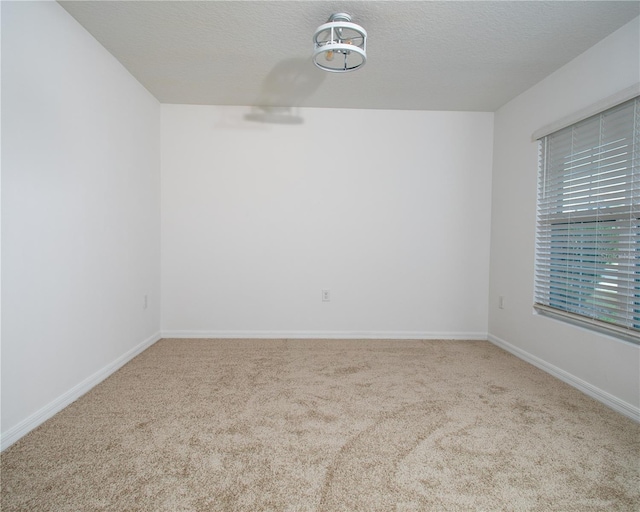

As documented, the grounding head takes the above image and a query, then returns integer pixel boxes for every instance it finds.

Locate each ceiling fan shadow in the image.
[245,58,325,125]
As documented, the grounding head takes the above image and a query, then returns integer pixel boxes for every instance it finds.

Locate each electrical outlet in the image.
[498,296,505,309]
[322,289,331,302]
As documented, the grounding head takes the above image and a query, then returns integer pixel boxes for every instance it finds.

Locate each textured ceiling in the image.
[59,1,640,111]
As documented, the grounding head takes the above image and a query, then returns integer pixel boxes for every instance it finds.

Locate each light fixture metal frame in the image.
[313,13,367,73]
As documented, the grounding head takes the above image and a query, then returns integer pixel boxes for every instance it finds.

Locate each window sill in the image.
[534,304,640,345]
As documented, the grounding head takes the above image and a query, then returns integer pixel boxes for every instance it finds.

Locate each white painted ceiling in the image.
[59,1,640,111]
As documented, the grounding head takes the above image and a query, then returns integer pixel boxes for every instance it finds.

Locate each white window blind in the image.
[535,96,639,343]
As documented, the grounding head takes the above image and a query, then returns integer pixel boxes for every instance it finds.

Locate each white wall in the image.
[161,106,494,338]
[488,17,640,417]
[1,2,161,446]
[5,1,633,452]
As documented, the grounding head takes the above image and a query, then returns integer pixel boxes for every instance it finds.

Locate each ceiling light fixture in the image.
[313,13,367,73]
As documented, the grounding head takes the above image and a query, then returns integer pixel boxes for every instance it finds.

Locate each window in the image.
[535,96,639,343]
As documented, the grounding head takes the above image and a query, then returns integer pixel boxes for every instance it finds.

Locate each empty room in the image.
[2,0,639,510]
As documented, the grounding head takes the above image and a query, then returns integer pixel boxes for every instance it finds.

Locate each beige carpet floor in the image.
[1,339,639,511]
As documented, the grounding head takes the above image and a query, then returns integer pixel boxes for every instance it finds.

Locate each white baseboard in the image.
[6,331,632,451]
[161,330,488,340]
[1,331,162,452]
[487,334,640,423]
